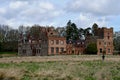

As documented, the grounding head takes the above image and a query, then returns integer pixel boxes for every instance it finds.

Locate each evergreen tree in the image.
[66,20,72,41]
[66,20,79,42]
[71,23,79,41]
[83,27,91,37]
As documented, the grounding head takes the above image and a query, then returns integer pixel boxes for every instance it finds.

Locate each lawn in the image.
[0,55,120,80]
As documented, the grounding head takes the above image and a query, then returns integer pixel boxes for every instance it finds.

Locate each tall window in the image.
[51,47,54,53]
[56,40,59,44]
[99,42,101,45]
[61,47,64,52]
[104,42,106,45]
[39,49,41,53]
[100,48,102,53]
[108,49,110,53]
[108,36,110,39]
[39,44,41,47]
[56,47,59,53]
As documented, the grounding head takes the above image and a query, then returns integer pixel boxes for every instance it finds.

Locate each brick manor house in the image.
[18,26,113,56]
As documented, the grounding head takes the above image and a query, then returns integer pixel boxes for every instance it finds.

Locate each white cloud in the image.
[39,1,54,11]
[9,1,28,10]
[74,13,109,29]
[0,0,119,31]
[0,16,7,23]
[0,8,6,14]
[65,0,120,29]
[19,1,62,23]
[79,13,91,21]
[66,0,120,16]
[0,0,63,28]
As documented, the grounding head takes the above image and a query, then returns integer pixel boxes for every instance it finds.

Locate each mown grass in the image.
[0,59,120,80]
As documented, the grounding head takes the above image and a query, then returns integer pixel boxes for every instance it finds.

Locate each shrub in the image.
[85,43,98,54]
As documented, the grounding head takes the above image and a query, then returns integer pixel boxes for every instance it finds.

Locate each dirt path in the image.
[0,55,120,63]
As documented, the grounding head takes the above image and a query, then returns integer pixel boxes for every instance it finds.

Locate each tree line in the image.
[0,20,119,54]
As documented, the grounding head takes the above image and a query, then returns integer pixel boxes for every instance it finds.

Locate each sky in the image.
[0,0,120,31]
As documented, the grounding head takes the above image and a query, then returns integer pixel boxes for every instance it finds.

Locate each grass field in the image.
[0,55,120,80]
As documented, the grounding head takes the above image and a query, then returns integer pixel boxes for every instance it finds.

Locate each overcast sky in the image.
[0,0,120,31]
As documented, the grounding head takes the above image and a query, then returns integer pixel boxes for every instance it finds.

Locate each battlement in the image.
[94,26,113,39]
